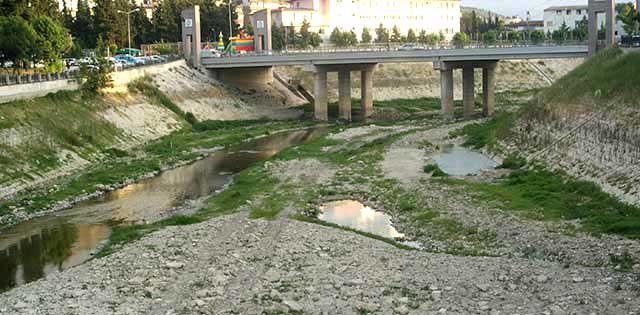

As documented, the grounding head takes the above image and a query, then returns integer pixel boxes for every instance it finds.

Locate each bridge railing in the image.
[0,71,79,87]
[203,40,588,59]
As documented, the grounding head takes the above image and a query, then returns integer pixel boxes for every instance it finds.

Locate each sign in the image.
[184,18,193,28]
[257,20,265,29]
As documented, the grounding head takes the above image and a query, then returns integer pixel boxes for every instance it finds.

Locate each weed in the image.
[609,250,636,272]
[499,154,527,169]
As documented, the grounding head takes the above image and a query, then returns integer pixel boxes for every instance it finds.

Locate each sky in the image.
[462,0,636,19]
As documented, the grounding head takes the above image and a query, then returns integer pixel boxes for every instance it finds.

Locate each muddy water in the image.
[0,128,325,292]
[432,145,498,176]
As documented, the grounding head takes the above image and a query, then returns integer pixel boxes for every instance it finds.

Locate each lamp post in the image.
[228,0,233,38]
[117,8,140,54]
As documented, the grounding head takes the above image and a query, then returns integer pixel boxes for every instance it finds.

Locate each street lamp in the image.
[117,8,141,55]
[228,0,233,38]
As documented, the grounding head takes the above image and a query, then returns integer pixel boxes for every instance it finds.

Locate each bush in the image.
[500,154,527,169]
[452,32,470,48]
[184,112,198,125]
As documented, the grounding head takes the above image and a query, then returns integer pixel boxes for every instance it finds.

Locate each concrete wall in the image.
[0,79,79,104]
[106,60,187,93]
[207,66,274,87]
[0,60,188,103]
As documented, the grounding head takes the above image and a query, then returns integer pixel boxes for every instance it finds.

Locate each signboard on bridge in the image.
[184,18,193,28]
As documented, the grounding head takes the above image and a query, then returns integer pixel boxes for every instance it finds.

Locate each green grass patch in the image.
[469,167,640,238]
[192,119,271,132]
[451,112,515,150]
[539,47,640,105]
[499,154,527,169]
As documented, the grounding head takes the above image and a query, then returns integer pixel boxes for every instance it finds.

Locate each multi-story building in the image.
[543,4,632,39]
[248,0,461,41]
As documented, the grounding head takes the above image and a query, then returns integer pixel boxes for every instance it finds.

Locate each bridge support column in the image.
[360,65,375,122]
[439,67,454,119]
[462,66,475,120]
[482,63,497,117]
[338,70,352,121]
[314,67,328,121]
[588,0,615,56]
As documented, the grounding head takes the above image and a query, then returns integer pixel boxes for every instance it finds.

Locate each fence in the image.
[0,71,79,87]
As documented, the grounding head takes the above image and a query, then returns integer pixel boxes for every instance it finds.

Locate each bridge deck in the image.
[201,46,589,69]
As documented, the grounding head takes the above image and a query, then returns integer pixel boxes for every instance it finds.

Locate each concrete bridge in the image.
[200,46,588,121]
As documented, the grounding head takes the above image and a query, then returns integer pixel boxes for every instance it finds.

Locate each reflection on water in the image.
[0,127,324,292]
[318,200,405,239]
[432,145,498,176]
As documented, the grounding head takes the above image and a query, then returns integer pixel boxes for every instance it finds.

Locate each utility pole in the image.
[526,11,531,43]
[117,8,140,54]
[228,0,233,38]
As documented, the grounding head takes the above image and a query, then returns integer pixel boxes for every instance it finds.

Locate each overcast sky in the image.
[462,0,636,19]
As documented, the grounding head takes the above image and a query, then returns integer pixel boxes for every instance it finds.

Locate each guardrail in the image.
[0,55,182,87]
[205,41,589,59]
[0,71,79,87]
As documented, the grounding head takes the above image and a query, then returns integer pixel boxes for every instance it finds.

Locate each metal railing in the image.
[0,71,79,87]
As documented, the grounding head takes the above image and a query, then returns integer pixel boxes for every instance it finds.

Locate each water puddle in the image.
[432,145,498,176]
[318,200,421,249]
[0,127,325,292]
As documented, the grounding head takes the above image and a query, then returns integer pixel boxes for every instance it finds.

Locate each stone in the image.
[263,269,281,282]
[431,290,442,301]
[572,277,584,283]
[284,300,303,312]
[535,275,549,283]
[14,302,28,309]
[394,305,409,314]
[166,262,185,269]
[476,283,490,292]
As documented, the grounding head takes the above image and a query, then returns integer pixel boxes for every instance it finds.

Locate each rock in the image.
[431,290,442,301]
[394,305,409,314]
[535,275,549,283]
[572,277,584,283]
[263,269,281,282]
[476,283,490,292]
[165,262,185,269]
[14,301,28,310]
[283,300,303,312]
[347,279,364,286]
[194,299,205,307]
[195,289,210,298]
[549,305,566,315]
[397,297,409,304]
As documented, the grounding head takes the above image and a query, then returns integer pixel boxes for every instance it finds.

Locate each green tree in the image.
[573,16,588,41]
[0,15,37,70]
[309,32,321,48]
[553,21,570,43]
[31,15,72,71]
[482,30,497,46]
[418,29,427,44]
[375,23,389,43]
[80,36,112,95]
[94,0,129,47]
[286,23,297,47]
[330,27,344,46]
[452,32,469,48]
[391,25,401,42]
[131,3,153,46]
[346,30,358,46]
[508,31,523,41]
[530,30,545,44]
[297,18,311,48]
[152,0,180,43]
[271,23,286,50]
[361,27,372,44]
[616,3,639,35]
[406,28,417,43]
[72,0,95,48]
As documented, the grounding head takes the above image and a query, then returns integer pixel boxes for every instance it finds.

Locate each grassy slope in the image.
[451,48,640,239]
[0,91,124,184]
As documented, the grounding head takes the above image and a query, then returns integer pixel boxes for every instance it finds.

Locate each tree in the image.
[297,18,311,48]
[309,32,321,48]
[375,23,389,43]
[553,21,570,43]
[361,27,372,44]
[482,30,497,46]
[418,29,427,44]
[407,28,417,43]
[0,16,37,70]
[152,0,180,43]
[616,3,638,35]
[131,3,153,46]
[573,16,588,41]
[508,31,523,41]
[346,30,358,46]
[80,36,112,95]
[31,15,72,71]
[452,32,469,48]
[286,23,297,47]
[73,0,95,48]
[94,0,129,47]
[391,25,401,42]
[530,30,545,44]
[471,10,478,40]
[271,23,286,50]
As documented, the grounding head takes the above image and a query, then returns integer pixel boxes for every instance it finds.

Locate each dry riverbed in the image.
[1,115,639,314]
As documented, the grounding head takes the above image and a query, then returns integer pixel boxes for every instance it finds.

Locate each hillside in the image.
[503,48,640,204]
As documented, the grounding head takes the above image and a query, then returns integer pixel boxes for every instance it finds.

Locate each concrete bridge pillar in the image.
[439,66,454,119]
[482,63,497,117]
[588,0,615,56]
[338,70,352,121]
[313,67,328,121]
[462,66,475,120]
[360,65,375,121]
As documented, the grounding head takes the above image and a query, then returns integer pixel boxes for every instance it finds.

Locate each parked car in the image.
[398,43,425,51]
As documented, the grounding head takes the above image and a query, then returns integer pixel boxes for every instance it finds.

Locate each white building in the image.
[543,4,630,39]
[249,0,461,41]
